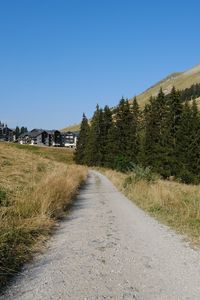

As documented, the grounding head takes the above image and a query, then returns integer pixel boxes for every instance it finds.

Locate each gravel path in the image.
[1,170,200,300]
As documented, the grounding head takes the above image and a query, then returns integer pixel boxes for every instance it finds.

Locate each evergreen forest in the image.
[75,86,200,184]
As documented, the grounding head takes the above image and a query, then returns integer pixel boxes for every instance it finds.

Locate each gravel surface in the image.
[1,170,200,300]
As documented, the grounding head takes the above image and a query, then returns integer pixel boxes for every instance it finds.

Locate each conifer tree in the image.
[166,87,183,174]
[74,113,90,165]
[176,101,194,182]
[15,126,20,139]
[128,97,140,163]
[87,105,104,166]
[101,105,113,166]
[167,87,182,148]
[189,100,200,180]
[114,98,133,168]
[20,126,25,134]
[143,97,160,167]
[143,89,171,177]
[104,121,119,168]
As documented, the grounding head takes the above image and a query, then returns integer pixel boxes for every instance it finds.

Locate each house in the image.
[60,131,79,148]
[19,129,50,146]
[18,128,79,148]
[18,132,30,144]
[0,122,14,142]
[18,129,62,147]
[46,130,61,147]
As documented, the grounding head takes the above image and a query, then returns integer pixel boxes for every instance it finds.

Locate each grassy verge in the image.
[6,143,74,164]
[0,143,87,287]
[99,168,200,246]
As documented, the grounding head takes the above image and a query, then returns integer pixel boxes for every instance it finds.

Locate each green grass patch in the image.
[7,143,74,164]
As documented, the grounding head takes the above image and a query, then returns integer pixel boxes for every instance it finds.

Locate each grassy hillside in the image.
[61,64,200,131]
[61,123,80,132]
[62,63,200,131]
[131,63,200,107]
[0,143,87,287]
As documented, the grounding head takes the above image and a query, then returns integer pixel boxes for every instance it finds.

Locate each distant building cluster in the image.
[0,122,14,142]
[0,121,79,148]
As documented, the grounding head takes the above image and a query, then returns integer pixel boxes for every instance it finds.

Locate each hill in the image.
[62,63,200,131]
[61,124,80,132]
[132,63,200,107]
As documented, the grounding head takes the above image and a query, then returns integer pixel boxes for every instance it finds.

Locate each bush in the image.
[123,164,158,187]
[115,155,132,172]
[178,169,198,184]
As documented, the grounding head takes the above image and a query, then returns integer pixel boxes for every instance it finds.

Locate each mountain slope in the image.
[132,63,200,107]
[63,63,200,131]
[60,124,80,132]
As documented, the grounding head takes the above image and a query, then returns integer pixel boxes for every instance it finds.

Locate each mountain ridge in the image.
[62,62,200,131]
[133,63,200,107]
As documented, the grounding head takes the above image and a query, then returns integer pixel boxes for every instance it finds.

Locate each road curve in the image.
[1,170,200,300]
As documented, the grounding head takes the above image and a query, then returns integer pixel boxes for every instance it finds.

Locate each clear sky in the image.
[0,0,200,129]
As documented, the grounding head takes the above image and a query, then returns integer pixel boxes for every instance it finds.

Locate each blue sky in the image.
[0,0,200,129]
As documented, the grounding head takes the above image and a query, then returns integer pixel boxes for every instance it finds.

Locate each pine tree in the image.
[128,97,140,164]
[15,126,20,139]
[143,89,171,177]
[167,87,182,147]
[114,98,133,169]
[101,105,113,166]
[103,98,132,170]
[20,127,25,134]
[87,105,104,166]
[187,100,200,181]
[104,121,119,168]
[143,97,158,167]
[165,87,183,174]
[74,113,90,165]
[176,101,194,182]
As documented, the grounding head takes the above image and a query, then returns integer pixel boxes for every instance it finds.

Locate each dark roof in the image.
[29,130,46,138]
[0,124,13,132]
[46,130,60,135]
[61,131,79,137]
[19,130,46,139]
[19,132,30,138]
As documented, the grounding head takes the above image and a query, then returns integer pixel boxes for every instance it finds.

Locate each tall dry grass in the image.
[101,168,200,245]
[0,143,87,287]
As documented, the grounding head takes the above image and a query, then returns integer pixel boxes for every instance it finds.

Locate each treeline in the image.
[75,87,200,184]
[15,126,28,138]
[180,83,200,102]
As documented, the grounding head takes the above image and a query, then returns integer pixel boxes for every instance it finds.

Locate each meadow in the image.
[0,143,87,287]
[100,168,200,246]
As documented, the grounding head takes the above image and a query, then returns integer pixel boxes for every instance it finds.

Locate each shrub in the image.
[115,155,133,172]
[178,168,198,184]
[124,164,158,187]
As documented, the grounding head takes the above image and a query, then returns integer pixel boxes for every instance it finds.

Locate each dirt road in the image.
[1,171,200,299]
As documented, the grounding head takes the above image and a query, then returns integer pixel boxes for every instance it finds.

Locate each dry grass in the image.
[6,143,74,164]
[130,63,200,107]
[61,123,80,132]
[100,168,200,246]
[0,143,87,287]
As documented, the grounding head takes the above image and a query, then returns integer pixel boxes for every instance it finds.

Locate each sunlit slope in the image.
[132,63,200,107]
[61,124,80,132]
[63,63,200,130]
